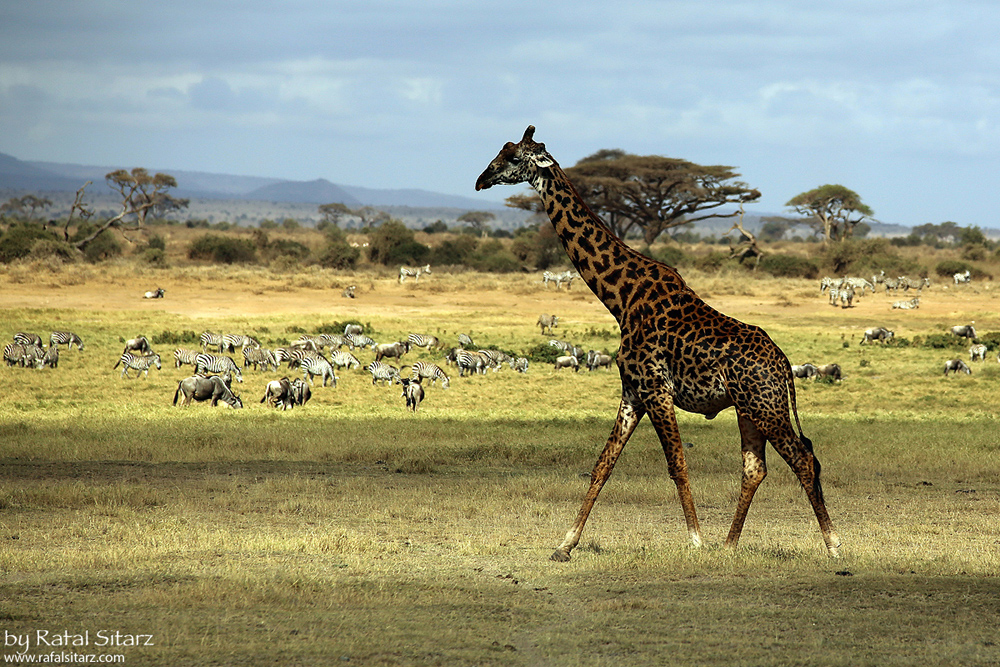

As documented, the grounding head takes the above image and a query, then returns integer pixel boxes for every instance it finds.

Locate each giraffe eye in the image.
[510,156,521,164]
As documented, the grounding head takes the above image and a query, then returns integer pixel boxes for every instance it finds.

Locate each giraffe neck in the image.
[530,164,687,322]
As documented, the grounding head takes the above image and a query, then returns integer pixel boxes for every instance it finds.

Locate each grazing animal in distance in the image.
[375,341,411,363]
[950,324,977,340]
[953,270,971,285]
[791,363,818,379]
[122,336,152,355]
[49,331,84,351]
[860,327,894,345]
[510,357,530,373]
[114,352,161,379]
[586,350,614,371]
[399,264,432,283]
[537,314,559,335]
[13,333,43,347]
[816,364,843,382]
[553,355,580,372]
[341,285,356,298]
[944,359,972,375]
[261,377,293,409]
[969,344,988,362]
[143,288,165,299]
[365,361,401,386]
[400,377,425,412]
[174,375,243,408]
[457,333,475,348]
[476,125,840,560]
[410,361,450,388]
[344,323,364,336]
[892,297,920,310]
[193,353,244,383]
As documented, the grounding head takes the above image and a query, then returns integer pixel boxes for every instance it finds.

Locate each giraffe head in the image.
[475,125,555,191]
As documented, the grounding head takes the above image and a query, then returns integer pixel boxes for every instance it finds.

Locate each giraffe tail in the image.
[787,364,825,503]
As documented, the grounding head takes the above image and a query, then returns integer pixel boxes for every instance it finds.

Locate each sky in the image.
[1,1,999,226]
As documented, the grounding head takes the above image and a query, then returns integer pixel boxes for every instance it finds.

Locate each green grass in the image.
[2,277,1000,665]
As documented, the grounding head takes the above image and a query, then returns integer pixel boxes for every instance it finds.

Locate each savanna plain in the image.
[1,259,999,666]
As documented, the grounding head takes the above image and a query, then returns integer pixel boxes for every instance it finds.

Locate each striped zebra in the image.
[14,332,43,347]
[200,331,225,352]
[299,352,337,387]
[548,339,572,352]
[41,345,58,369]
[478,349,512,371]
[49,331,84,351]
[457,333,474,348]
[969,344,988,362]
[274,347,308,369]
[899,276,930,292]
[891,297,920,310]
[542,270,576,289]
[509,357,529,373]
[883,277,901,294]
[954,270,971,285]
[410,361,450,388]
[194,353,244,382]
[342,285,356,298]
[243,347,278,371]
[346,333,377,351]
[21,345,45,369]
[838,284,855,308]
[4,343,26,367]
[407,333,440,350]
[223,334,259,353]
[113,352,162,379]
[320,333,347,349]
[840,277,874,296]
[455,350,486,376]
[364,360,401,385]
[329,349,361,370]
[292,335,323,351]
[827,287,840,306]
[819,276,836,294]
[399,264,431,283]
[173,348,200,368]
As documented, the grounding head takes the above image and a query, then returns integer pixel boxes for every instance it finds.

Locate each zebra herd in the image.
[821,274,930,310]
[4,331,82,370]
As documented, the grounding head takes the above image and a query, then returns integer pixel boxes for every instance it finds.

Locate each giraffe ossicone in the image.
[477,126,842,560]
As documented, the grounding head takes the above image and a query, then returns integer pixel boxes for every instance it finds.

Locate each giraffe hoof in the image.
[549,549,571,562]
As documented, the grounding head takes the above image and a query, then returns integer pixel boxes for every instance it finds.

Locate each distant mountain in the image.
[0,152,504,211]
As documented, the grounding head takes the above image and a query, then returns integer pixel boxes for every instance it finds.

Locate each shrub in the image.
[821,238,919,276]
[430,236,477,266]
[142,248,167,266]
[522,342,563,364]
[187,234,257,264]
[0,224,60,262]
[975,332,1000,351]
[654,246,688,267]
[151,330,199,345]
[468,240,521,273]
[759,254,819,279]
[29,238,79,263]
[367,220,430,266]
[79,230,122,263]
[692,252,730,272]
[935,260,972,278]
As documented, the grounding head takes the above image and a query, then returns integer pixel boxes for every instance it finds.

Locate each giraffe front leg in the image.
[551,394,645,562]
[725,414,768,548]
[647,403,703,548]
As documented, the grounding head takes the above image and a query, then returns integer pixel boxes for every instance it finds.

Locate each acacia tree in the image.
[318,202,353,228]
[71,169,186,251]
[456,210,496,236]
[785,184,872,244]
[564,151,761,244]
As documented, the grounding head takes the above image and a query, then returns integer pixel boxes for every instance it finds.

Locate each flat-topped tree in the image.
[476,126,841,561]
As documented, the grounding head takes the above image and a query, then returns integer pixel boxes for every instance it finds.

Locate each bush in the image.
[29,238,79,263]
[187,234,257,264]
[654,246,688,267]
[79,230,122,263]
[759,254,819,279]
[821,238,920,276]
[935,260,972,278]
[151,330,199,345]
[142,248,167,266]
[692,252,730,272]
[430,236,478,265]
[367,220,430,266]
[975,332,1000,351]
[0,224,60,262]
[522,342,563,364]
[467,240,521,273]
[911,333,966,350]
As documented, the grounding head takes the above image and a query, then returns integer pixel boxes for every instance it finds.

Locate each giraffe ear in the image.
[531,147,554,169]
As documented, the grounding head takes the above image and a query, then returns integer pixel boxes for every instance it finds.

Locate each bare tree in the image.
[726,205,763,270]
[72,169,183,251]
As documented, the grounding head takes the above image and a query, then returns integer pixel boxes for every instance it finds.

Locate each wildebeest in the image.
[860,327,894,345]
[537,314,559,335]
[122,336,152,355]
[816,363,842,381]
[950,324,977,340]
[400,377,424,412]
[791,363,819,379]
[944,359,972,375]
[586,350,613,371]
[553,355,579,372]
[261,377,293,409]
[344,323,364,337]
[374,340,411,363]
[173,375,243,408]
[143,288,165,299]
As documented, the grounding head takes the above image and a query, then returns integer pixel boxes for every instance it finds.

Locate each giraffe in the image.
[476,126,841,561]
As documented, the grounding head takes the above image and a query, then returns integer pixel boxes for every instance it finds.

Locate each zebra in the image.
[899,276,930,292]
[49,331,84,351]
[791,363,818,379]
[194,353,244,382]
[114,352,162,379]
[199,331,225,352]
[173,348,200,368]
[41,345,58,369]
[344,323,364,336]
[872,270,886,287]
[242,347,278,371]
[819,276,836,294]
[827,286,840,306]
[298,351,337,387]
[320,333,347,349]
[883,277,901,295]
[542,270,560,288]
[840,277,874,295]
[21,345,45,369]
[892,297,920,310]
[143,288,165,299]
[341,285,356,298]
[457,333,474,348]
[944,359,972,375]
[477,349,511,372]
[329,349,361,370]
[4,343,27,367]
[554,355,580,371]
[222,334,259,353]
[399,264,431,283]
[14,332,43,347]
[548,339,573,352]
[969,344,988,362]
[950,324,977,340]
[537,314,559,335]
[410,361,450,388]
[364,360,401,385]
[455,350,486,376]
[407,333,440,350]
[400,378,425,412]
[374,340,411,363]
[292,335,323,351]
[543,270,576,289]
[838,284,855,308]
[509,357,529,373]
[954,270,971,285]
[861,327,894,345]
[122,336,153,355]
[345,333,377,351]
